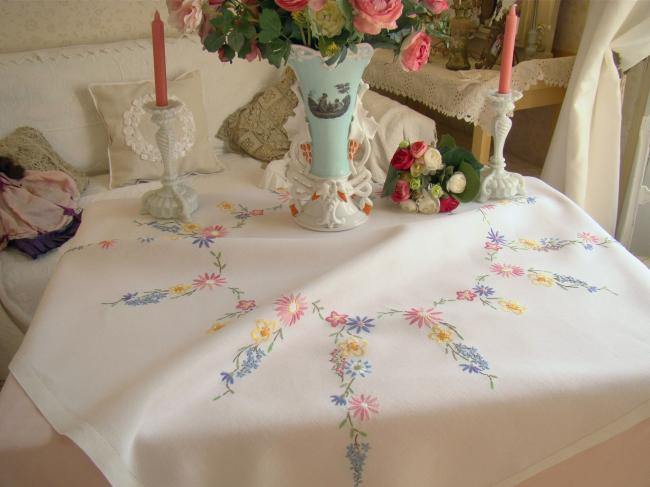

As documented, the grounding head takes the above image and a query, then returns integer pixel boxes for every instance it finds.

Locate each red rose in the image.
[218,47,230,63]
[410,141,428,158]
[391,179,411,203]
[439,195,459,213]
[390,148,415,170]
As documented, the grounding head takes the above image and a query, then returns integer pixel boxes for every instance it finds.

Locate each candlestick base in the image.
[141,100,199,222]
[478,90,526,202]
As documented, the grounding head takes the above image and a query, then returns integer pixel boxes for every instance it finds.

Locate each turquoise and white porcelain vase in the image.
[287,44,374,232]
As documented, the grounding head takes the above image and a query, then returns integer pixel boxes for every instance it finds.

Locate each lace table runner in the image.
[364,50,574,132]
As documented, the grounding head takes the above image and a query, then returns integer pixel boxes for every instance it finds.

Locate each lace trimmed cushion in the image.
[89,70,224,188]
[218,68,298,162]
[0,127,89,192]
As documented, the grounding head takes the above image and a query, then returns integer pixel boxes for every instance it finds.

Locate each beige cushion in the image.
[0,127,89,192]
[89,70,223,188]
[218,68,298,162]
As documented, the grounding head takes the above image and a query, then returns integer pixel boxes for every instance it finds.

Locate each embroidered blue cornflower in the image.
[345,359,372,378]
[486,229,507,245]
[346,442,370,487]
[472,284,495,297]
[526,196,537,204]
[122,292,138,302]
[455,343,489,372]
[330,394,347,406]
[192,235,215,248]
[347,316,375,334]
[587,286,598,293]
[553,274,588,286]
[220,372,234,385]
[138,237,155,244]
[583,243,594,251]
[124,291,167,306]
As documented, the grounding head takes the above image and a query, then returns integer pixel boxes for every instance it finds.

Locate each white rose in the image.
[400,199,418,213]
[447,172,467,194]
[417,194,440,214]
[423,148,443,173]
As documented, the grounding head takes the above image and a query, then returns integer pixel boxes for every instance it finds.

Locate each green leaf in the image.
[258,28,279,43]
[238,23,257,40]
[438,134,456,154]
[442,147,479,169]
[220,45,236,63]
[337,0,354,26]
[382,165,400,197]
[259,9,282,34]
[203,32,225,53]
[454,161,481,203]
[228,31,245,52]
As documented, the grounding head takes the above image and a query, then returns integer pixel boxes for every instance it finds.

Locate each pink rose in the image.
[399,31,431,72]
[391,179,411,203]
[274,0,309,11]
[410,141,428,158]
[390,148,415,170]
[246,41,262,62]
[309,0,327,11]
[422,0,448,15]
[167,0,203,33]
[350,0,403,35]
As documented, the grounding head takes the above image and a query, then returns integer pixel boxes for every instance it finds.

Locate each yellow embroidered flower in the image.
[519,238,541,250]
[164,235,182,241]
[313,1,346,38]
[428,326,453,343]
[499,300,526,315]
[528,272,555,287]
[337,337,368,358]
[169,284,193,295]
[251,319,277,344]
[183,223,202,234]
[207,322,226,334]
[218,201,234,211]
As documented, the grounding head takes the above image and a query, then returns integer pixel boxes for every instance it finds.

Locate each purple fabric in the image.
[10,212,82,259]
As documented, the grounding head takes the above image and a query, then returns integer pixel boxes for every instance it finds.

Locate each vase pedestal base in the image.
[293,198,369,232]
[141,182,199,222]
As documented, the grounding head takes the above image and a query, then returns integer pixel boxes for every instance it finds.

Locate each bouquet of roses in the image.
[167,0,449,69]
[381,135,482,213]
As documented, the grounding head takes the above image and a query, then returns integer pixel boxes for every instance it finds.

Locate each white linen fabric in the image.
[10,157,650,487]
[364,49,574,133]
[542,0,650,234]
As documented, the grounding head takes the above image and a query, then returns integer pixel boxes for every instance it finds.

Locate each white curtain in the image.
[542,0,650,234]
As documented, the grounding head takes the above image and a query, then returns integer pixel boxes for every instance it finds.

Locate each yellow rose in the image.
[313,1,345,38]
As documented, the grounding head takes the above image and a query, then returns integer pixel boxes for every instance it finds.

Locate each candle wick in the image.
[154,10,161,22]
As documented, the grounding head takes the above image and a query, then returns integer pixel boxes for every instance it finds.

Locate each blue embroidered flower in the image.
[526,196,537,204]
[587,286,598,293]
[138,237,155,244]
[192,235,215,248]
[486,229,507,245]
[583,243,594,251]
[122,292,138,302]
[345,359,372,378]
[347,316,375,334]
[472,284,495,297]
[236,347,266,378]
[455,343,489,372]
[124,291,167,306]
[553,274,588,287]
[330,394,347,406]
[346,442,370,487]
[220,372,234,385]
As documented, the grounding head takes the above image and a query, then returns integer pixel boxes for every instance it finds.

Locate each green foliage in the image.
[453,161,480,202]
[382,165,400,197]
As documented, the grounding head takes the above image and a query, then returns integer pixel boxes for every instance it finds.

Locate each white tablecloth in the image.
[9,159,650,487]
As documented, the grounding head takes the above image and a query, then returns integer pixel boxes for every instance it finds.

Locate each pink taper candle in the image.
[498,5,519,94]
[152,11,168,107]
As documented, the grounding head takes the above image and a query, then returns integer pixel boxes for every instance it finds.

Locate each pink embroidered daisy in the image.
[275,189,291,203]
[326,311,348,327]
[274,293,307,325]
[404,308,442,328]
[99,239,117,249]
[490,263,525,278]
[236,299,256,311]
[348,394,379,422]
[201,225,228,238]
[577,232,599,244]
[192,272,226,290]
[456,290,477,301]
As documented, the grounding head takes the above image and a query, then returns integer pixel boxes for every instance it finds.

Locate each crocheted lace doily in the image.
[364,50,574,134]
